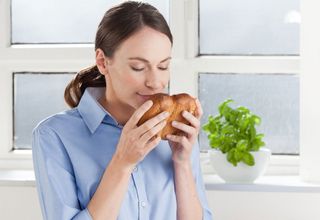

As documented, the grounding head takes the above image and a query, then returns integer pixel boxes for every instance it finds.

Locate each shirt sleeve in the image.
[32,126,93,220]
[191,140,214,220]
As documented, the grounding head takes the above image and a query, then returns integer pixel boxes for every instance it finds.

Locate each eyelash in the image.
[131,67,144,71]
[131,67,168,71]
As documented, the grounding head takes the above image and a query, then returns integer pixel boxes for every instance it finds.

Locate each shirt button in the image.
[133,166,138,172]
[140,201,146,208]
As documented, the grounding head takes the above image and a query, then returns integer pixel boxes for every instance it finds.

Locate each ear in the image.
[96,48,110,76]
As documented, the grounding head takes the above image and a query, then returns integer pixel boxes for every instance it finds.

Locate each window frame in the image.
[0,0,299,174]
[171,0,299,175]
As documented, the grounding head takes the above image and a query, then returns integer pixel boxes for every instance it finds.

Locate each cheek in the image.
[110,65,141,87]
[117,72,144,94]
[121,73,143,87]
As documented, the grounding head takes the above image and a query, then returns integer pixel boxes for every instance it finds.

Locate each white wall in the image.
[207,191,320,220]
[1,186,319,220]
[300,0,320,183]
[0,186,42,220]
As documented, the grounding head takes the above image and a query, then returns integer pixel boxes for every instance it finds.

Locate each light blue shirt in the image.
[32,87,213,220]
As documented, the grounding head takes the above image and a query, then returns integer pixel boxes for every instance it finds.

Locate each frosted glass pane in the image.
[198,73,299,155]
[200,0,300,55]
[11,0,169,44]
[14,73,75,149]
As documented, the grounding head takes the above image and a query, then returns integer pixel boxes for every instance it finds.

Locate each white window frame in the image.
[0,0,299,174]
[170,0,299,175]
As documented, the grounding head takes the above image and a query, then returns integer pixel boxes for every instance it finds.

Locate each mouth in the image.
[137,93,154,101]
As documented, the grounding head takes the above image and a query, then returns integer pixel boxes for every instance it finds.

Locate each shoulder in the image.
[33,108,81,135]
[32,110,79,174]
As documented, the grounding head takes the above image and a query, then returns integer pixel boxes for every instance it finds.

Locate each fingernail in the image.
[145,100,153,107]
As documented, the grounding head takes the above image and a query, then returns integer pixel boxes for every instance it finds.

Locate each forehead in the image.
[114,26,172,62]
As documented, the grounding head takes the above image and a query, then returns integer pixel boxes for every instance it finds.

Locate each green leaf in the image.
[242,152,255,166]
[249,125,256,141]
[256,133,264,139]
[218,99,234,116]
[240,116,250,132]
[209,137,220,148]
[234,149,243,162]
[237,106,250,114]
[228,110,238,124]
[227,149,237,166]
[221,125,234,135]
[202,116,217,134]
[236,139,248,151]
[251,115,261,125]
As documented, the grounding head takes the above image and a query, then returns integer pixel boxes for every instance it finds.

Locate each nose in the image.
[145,70,167,90]
[145,80,163,90]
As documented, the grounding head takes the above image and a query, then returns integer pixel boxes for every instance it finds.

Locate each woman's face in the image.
[105,26,172,109]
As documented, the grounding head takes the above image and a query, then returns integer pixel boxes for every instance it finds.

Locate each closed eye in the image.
[131,67,144,71]
[158,67,168,71]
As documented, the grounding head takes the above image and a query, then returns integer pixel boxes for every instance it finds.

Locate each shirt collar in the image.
[77,87,122,134]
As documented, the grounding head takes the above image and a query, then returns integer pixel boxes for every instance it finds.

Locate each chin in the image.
[130,95,143,109]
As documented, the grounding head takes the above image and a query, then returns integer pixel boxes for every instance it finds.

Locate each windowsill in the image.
[204,174,320,193]
[1,170,320,193]
[0,170,35,187]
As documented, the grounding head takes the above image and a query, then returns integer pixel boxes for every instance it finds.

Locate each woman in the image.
[32,1,213,220]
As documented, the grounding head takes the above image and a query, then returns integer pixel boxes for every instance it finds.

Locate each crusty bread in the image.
[137,93,197,140]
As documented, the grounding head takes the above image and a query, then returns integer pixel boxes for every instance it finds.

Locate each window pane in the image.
[198,73,299,155]
[14,73,75,149]
[11,0,169,44]
[199,0,300,55]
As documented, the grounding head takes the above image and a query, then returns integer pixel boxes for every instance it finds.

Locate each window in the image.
[0,0,300,173]
[198,73,299,155]
[196,0,300,157]
[13,73,75,149]
[11,0,170,44]
[199,0,300,55]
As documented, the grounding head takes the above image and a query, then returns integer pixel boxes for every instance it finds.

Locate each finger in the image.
[127,100,153,128]
[195,98,203,119]
[181,111,200,130]
[140,120,167,144]
[144,136,162,155]
[136,111,170,135]
[166,134,189,145]
[171,120,196,137]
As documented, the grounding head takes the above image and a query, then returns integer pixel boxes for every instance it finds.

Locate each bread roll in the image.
[137,93,197,140]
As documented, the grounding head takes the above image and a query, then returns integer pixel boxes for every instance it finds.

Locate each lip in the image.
[137,93,154,96]
[137,93,153,101]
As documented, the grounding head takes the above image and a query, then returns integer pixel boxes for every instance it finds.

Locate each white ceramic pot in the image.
[209,148,271,183]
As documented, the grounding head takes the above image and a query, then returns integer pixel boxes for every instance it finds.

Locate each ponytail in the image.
[64,65,106,108]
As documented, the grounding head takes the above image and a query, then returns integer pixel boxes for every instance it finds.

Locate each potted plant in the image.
[202,99,271,183]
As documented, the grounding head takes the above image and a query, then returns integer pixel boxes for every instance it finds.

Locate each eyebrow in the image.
[128,56,171,63]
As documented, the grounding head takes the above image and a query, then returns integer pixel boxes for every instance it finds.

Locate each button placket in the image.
[130,164,149,220]
[140,201,146,208]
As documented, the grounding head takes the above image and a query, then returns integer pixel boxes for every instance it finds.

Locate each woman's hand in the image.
[166,99,203,164]
[112,100,170,171]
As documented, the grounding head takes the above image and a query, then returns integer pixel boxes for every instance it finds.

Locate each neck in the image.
[98,94,135,126]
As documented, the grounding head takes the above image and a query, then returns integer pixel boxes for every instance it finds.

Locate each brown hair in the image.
[64,1,173,108]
